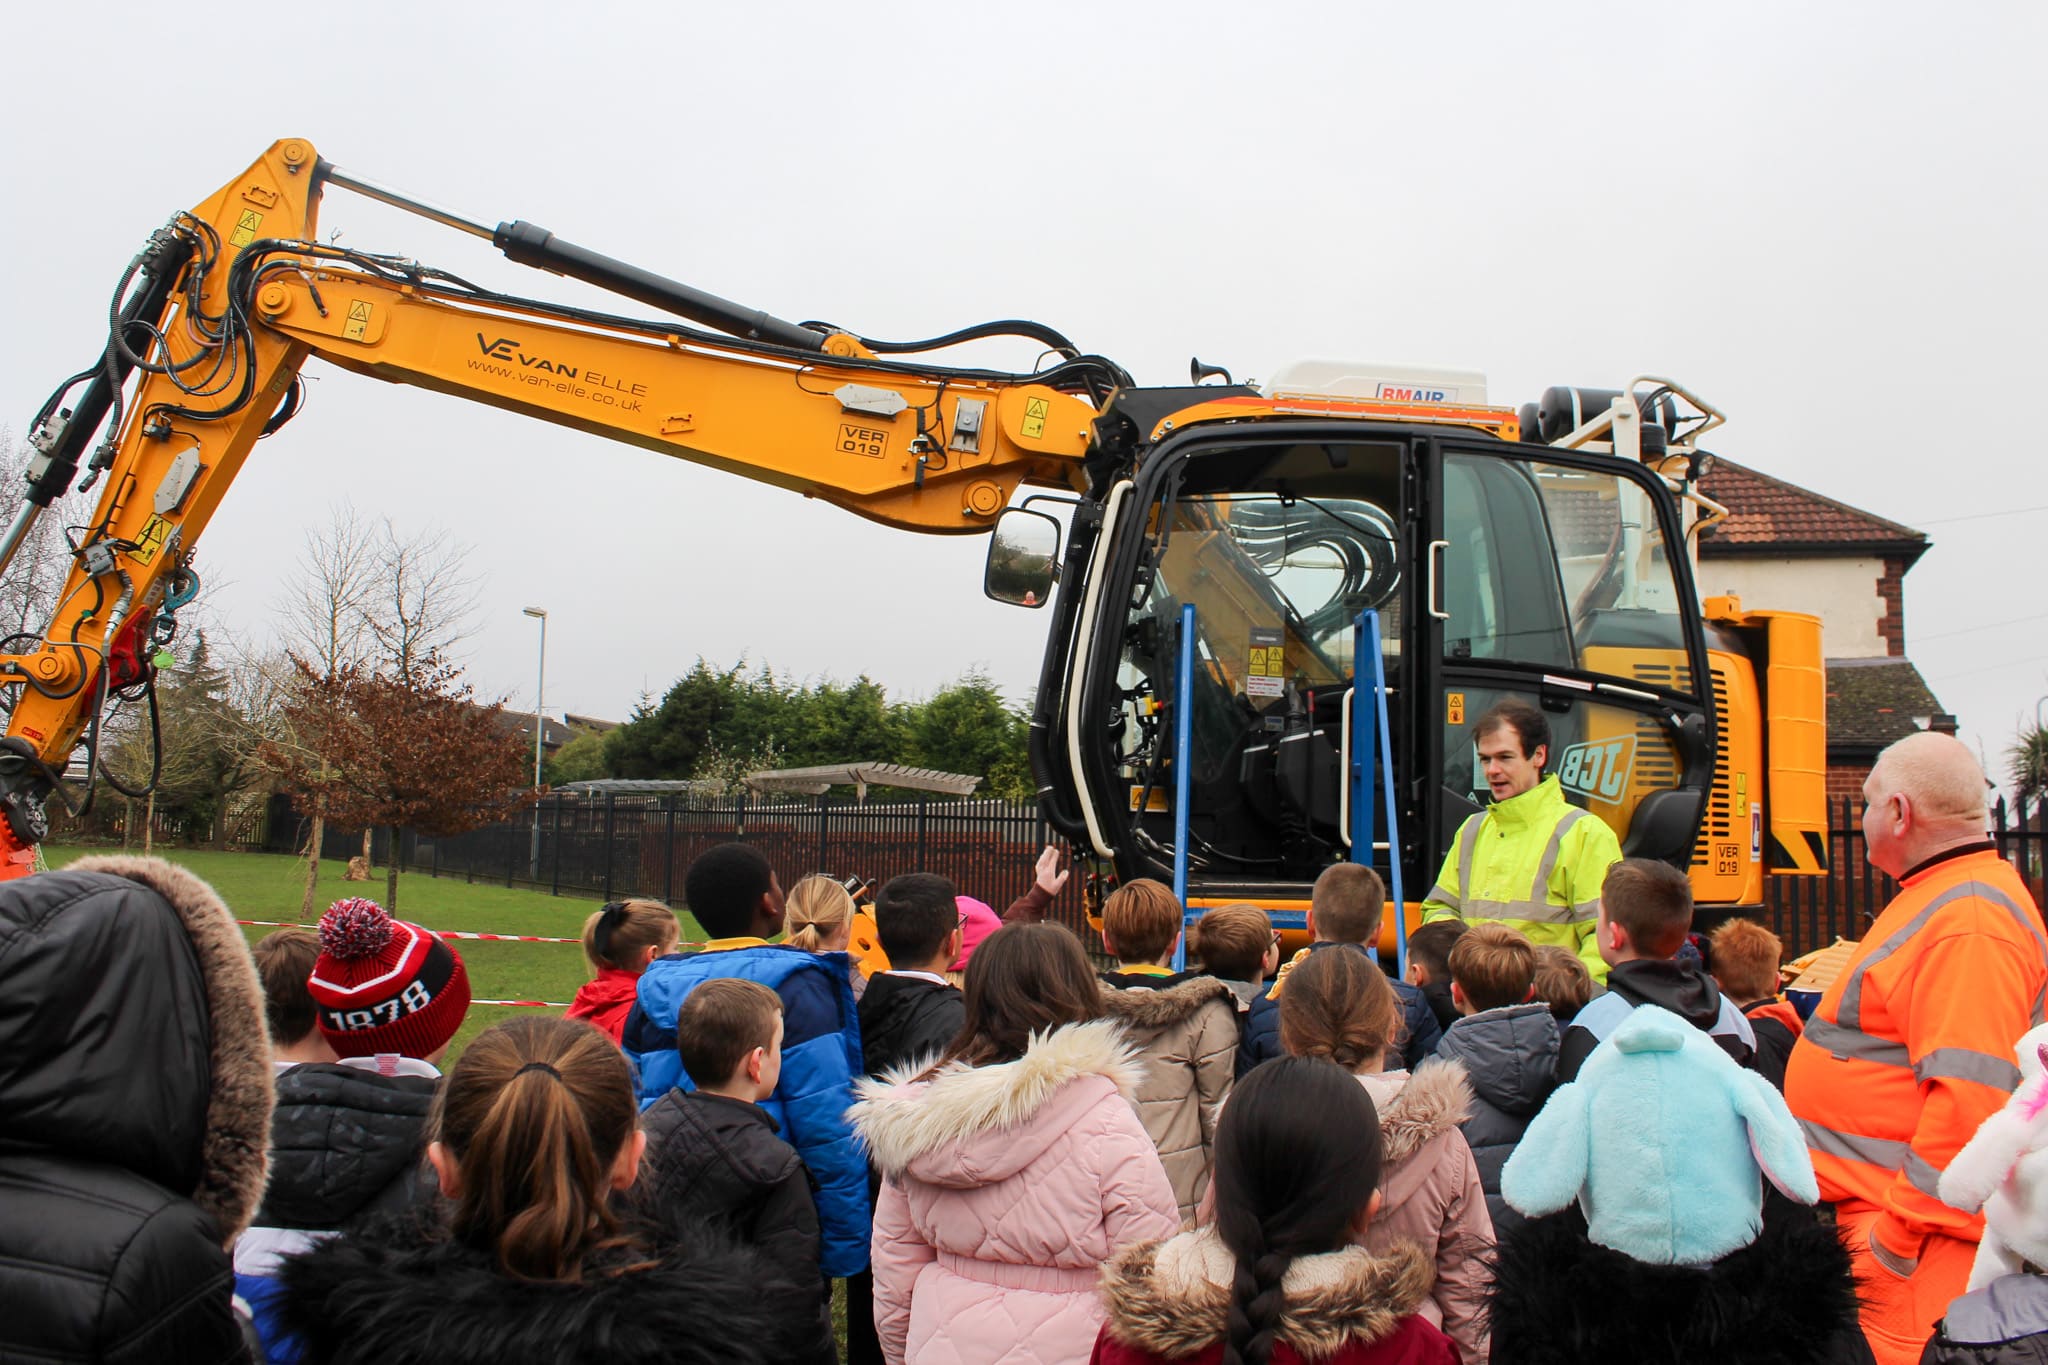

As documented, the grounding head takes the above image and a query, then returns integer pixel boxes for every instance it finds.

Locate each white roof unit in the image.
[1263,359,1488,408]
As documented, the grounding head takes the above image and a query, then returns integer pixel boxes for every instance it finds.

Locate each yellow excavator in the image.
[0,139,1827,944]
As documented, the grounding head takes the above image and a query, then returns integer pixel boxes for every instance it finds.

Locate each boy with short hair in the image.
[1191,902,1282,1079]
[1432,923,1558,1234]
[1709,917,1802,1090]
[1097,878,1240,1219]
[621,842,868,1281]
[1555,858,1755,1082]
[638,979,833,1364]
[1531,943,1596,1025]
[1249,863,1443,1071]
[1405,918,1470,1035]
[860,873,967,1076]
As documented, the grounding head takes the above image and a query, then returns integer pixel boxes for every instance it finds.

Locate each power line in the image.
[1917,503,2048,526]
[1919,610,2048,643]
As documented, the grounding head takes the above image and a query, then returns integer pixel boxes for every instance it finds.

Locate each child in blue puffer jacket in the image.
[619,842,869,1279]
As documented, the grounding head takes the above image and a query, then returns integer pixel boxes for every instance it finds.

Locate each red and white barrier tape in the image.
[235,917,584,944]
[473,998,574,1008]
[235,917,714,951]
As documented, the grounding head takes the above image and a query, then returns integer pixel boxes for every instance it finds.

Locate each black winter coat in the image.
[1740,997,1803,1092]
[1924,1273,2048,1364]
[0,858,274,1364]
[276,1211,802,1365]
[1430,1003,1558,1235]
[859,971,963,1077]
[1489,1204,1875,1365]
[257,1063,438,1231]
[635,1090,835,1363]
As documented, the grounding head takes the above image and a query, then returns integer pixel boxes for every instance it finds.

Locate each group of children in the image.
[23,837,2046,1365]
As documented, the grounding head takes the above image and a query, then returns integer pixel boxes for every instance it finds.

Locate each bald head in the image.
[1863,732,1990,877]
[1871,733,1988,821]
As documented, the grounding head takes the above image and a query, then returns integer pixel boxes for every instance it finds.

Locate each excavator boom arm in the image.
[0,139,1098,864]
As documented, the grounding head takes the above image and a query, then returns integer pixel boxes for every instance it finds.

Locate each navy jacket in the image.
[1241,942,1443,1072]
[621,945,869,1277]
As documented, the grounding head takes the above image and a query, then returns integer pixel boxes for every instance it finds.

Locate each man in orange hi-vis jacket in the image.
[1786,732,2048,1365]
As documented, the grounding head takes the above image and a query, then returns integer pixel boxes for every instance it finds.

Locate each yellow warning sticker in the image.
[228,209,264,250]
[131,514,170,566]
[1021,396,1050,440]
[343,300,373,341]
[1447,691,1465,725]
[1247,626,1285,700]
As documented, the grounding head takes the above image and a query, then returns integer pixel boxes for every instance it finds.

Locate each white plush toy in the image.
[1936,1022,2048,1291]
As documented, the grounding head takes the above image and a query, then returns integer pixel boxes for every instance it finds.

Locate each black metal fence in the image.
[331,792,1093,934]
[1766,793,2048,955]
[280,789,2048,959]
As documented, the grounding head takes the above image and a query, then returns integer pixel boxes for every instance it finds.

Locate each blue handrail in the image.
[1172,602,1196,972]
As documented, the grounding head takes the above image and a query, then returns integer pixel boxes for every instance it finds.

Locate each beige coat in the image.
[1099,975,1241,1220]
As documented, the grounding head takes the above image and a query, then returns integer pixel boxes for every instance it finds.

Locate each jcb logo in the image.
[1558,736,1634,804]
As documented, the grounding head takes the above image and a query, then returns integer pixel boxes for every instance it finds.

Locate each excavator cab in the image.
[1017,369,1726,920]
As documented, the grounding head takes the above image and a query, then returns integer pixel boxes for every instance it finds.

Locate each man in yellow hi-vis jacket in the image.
[1421,698,1622,982]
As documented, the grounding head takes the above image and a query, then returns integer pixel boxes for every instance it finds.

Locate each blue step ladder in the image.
[1171,605,1406,976]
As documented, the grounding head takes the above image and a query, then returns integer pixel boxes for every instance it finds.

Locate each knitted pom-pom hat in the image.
[309,896,471,1060]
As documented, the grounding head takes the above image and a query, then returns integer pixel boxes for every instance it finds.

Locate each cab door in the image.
[1421,443,1715,874]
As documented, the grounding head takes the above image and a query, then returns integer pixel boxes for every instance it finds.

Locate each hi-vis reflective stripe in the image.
[1837,882,2048,1031]
[1798,1118,1943,1197]
[1455,808,1590,925]
[1810,1016,2027,1090]
[1807,881,2043,1089]
[1916,1048,2025,1090]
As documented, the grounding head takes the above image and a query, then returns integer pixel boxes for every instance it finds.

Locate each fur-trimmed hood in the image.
[1098,973,1238,1029]
[0,856,272,1244]
[1099,1226,1434,1357]
[1367,1060,1474,1192]
[850,1018,1145,1183]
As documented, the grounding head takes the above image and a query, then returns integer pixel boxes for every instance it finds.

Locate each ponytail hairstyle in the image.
[782,875,856,953]
[1211,1057,1384,1365]
[431,1015,646,1282]
[580,899,680,975]
[940,923,1103,1069]
[1278,944,1401,1073]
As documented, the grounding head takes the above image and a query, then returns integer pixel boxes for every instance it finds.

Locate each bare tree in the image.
[0,428,90,643]
[367,520,480,685]
[273,502,383,679]
[268,504,481,911]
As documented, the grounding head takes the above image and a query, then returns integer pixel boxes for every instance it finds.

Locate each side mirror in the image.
[984,507,1061,608]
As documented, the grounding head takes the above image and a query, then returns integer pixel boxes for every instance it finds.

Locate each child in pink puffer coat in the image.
[850,924,1180,1365]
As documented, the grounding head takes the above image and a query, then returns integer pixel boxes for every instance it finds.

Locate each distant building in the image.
[1697,459,1952,804]
[495,709,578,757]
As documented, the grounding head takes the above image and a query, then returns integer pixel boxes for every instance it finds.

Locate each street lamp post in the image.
[524,607,547,879]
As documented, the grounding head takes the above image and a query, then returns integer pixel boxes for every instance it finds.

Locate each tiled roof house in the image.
[1695,459,1951,802]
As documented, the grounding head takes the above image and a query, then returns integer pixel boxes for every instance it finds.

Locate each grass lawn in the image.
[45,845,705,1060]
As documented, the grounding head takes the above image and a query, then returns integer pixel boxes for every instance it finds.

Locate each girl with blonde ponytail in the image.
[273,1016,793,1365]
[782,874,865,999]
[1094,1057,1455,1365]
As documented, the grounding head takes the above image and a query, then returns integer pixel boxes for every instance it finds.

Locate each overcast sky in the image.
[3,2,2044,787]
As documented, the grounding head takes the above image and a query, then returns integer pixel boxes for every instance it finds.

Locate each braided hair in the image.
[1211,1057,1384,1365]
